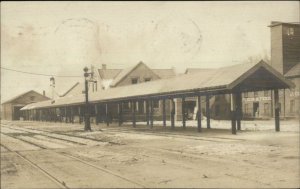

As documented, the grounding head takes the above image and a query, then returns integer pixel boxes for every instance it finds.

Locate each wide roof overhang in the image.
[21,60,295,110]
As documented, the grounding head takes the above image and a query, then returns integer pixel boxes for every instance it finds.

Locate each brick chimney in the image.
[102,64,107,70]
[43,90,46,96]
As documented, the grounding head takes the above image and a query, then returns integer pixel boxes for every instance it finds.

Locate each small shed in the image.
[1,90,50,120]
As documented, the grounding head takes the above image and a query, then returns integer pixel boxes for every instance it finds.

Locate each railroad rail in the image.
[0,127,146,188]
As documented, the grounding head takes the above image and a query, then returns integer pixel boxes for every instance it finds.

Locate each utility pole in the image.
[83,67,92,131]
[83,66,98,131]
[50,76,55,103]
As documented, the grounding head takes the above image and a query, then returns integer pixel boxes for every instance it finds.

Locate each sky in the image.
[1,1,299,102]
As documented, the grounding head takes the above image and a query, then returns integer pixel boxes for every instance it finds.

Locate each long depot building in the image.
[20,61,294,134]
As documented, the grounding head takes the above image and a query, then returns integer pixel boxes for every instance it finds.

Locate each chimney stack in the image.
[102,64,107,70]
[43,90,46,96]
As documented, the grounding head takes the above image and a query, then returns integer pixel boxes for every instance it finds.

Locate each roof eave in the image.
[228,61,295,90]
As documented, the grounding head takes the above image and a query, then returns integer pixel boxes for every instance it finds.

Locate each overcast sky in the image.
[1,1,299,102]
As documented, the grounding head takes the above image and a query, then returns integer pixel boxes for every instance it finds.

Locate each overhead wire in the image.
[0,66,82,78]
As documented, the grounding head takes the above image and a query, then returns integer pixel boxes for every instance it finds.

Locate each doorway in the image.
[253,102,259,117]
[185,101,196,120]
[13,106,23,120]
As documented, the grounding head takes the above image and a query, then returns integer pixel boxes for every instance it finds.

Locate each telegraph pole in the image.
[83,67,91,131]
[50,76,55,102]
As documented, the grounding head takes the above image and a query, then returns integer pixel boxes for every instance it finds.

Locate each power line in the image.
[1,67,82,78]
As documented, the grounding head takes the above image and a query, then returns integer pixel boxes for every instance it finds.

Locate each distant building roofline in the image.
[268,21,300,28]
[1,90,50,105]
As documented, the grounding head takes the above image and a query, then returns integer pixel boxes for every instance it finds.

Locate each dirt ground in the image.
[1,119,299,188]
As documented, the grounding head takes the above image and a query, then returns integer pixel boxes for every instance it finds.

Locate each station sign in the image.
[290,91,300,97]
[243,96,271,102]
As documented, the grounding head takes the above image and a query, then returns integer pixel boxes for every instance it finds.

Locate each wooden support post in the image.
[274,89,280,132]
[197,94,202,132]
[37,110,39,121]
[118,102,123,126]
[106,103,109,126]
[231,93,237,135]
[182,97,186,129]
[171,98,175,129]
[146,100,149,126]
[65,107,68,123]
[70,107,74,123]
[42,110,45,121]
[79,107,82,124]
[95,104,99,125]
[206,95,211,129]
[60,108,63,123]
[41,110,43,121]
[132,101,136,127]
[236,93,242,131]
[162,98,166,127]
[150,99,154,128]
[45,110,47,121]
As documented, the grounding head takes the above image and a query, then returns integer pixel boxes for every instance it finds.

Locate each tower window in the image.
[287,27,294,36]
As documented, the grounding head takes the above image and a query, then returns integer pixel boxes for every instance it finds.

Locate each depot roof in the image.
[21,60,294,110]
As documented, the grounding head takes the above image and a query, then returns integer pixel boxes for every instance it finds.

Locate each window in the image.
[287,27,294,36]
[131,78,138,84]
[30,96,35,101]
[144,78,151,82]
[254,91,258,98]
[290,100,295,113]
[244,104,250,115]
[244,92,248,98]
[264,90,269,97]
[264,103,270,116]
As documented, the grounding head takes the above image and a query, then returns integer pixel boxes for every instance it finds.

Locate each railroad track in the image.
[1,122,245,146]
[1,123,245,159]
[1,124,122,145]
[1,130,146,188]
[1,141,68,188]
[101,126,246,142]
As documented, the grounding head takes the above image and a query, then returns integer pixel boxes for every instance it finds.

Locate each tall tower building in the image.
[269,22,300,74]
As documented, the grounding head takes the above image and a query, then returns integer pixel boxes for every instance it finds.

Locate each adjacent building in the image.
[242,21,300,119]
[1,90,50,120]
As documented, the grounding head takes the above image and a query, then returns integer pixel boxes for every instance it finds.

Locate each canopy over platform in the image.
[21,60,294,110]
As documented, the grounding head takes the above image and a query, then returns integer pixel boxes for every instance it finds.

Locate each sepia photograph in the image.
[1,1,299,188]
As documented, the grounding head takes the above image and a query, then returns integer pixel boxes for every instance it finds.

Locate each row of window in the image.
[287,27,294,36]
[244,99,296,116]
[131,77,151,84]
[244,90,269,98]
